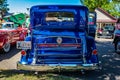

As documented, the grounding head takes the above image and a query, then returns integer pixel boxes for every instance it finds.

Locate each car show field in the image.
[0,0,120,80]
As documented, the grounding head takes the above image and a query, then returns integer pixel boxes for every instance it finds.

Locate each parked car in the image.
[0,22,28,53]
[17,5,101,72]
[97,26,114,38]
[97,28,103,37]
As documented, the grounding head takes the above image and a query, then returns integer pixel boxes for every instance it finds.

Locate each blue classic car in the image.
[17,5,100,71]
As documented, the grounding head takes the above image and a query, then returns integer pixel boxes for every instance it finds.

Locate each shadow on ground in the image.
[0,45,21,61]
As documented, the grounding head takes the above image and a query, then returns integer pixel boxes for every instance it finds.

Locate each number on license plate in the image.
[17,41,31,49]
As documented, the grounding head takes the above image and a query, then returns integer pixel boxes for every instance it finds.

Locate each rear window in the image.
[30,5,88,30]
[45,12,74,22]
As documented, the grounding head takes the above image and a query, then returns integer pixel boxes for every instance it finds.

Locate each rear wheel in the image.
[2,42,11,53]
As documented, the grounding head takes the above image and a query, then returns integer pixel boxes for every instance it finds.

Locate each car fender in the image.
[86,36,96,50]
[0,33,10,47]
[24,35,31,41]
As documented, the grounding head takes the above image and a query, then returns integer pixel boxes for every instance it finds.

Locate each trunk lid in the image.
[32,31,85,64]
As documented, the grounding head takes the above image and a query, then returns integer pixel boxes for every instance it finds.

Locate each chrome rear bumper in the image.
[17,62,101,71]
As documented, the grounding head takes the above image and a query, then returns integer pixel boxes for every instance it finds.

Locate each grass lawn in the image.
[0,70,82,80]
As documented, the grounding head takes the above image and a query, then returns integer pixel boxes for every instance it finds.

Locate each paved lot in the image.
[0,46,21,69]
[0,38,120,80]
[95,38,120,80]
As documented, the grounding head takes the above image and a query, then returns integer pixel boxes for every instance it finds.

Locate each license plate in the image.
[17,41,31,49]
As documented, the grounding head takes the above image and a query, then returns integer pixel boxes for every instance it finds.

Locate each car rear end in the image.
[17,35,100,71]
[17,5,100,71]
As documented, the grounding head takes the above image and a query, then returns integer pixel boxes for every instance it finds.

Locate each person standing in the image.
[113,18,120,46]
[115,18,120,29]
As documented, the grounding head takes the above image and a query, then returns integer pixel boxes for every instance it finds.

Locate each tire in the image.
[2,42,11,53]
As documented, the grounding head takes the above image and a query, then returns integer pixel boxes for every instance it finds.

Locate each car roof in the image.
[30,5,88,12]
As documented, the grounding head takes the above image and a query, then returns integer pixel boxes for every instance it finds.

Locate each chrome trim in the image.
[36,59,83,62]
[17,62,101,71]
[36,53,82,57]
[35,47,82,50]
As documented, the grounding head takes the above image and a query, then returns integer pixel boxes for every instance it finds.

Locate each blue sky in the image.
[8,0,82,13]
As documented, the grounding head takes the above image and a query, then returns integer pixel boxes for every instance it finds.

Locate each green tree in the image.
[80,0,120,18]
[101,1,120,18]
[0,0,9,18]
[80,0,109,12]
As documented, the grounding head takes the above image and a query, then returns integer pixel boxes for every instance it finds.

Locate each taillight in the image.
[92,49,97,55]
[21,50,26,55]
